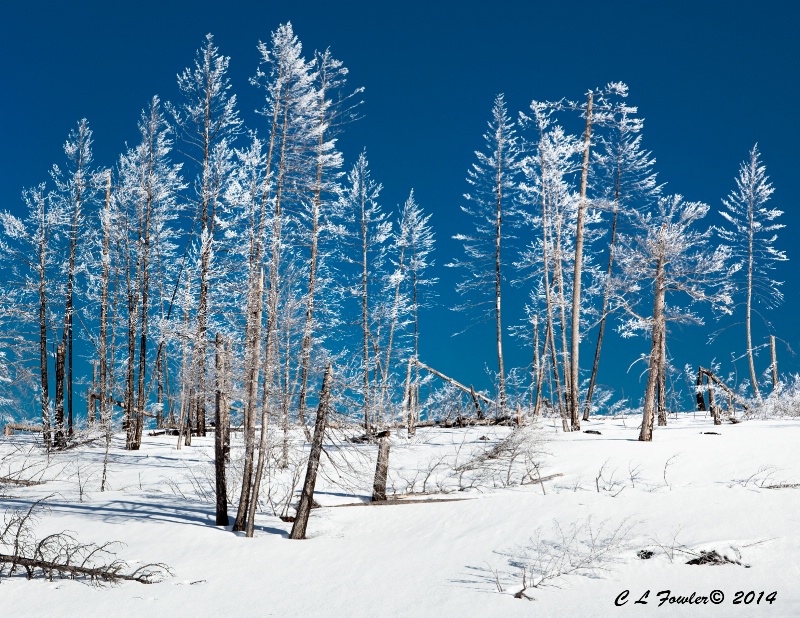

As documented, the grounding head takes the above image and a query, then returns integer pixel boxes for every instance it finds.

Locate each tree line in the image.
[0,23,786,475]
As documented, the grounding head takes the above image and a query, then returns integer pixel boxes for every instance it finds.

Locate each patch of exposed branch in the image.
[0,499,171,585]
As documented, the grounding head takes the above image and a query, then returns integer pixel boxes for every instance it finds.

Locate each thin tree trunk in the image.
[296,76,330,440]
[133,183,153,450]
[532,315,544,417]
[770,335,778,391]
[290,364,333,540]
[494,137,507,413]
[404,356,415,435]
[542,214,566,427]
[38,193,50,449]
[54,343,66,448]
[746,197,761,401]
[538,139,567,426]
[246,87,292,535]
[99,171,111,436]
[380,243,406,423]
[215,333,229,526]
[569,92,593,431]
[640,252,665,442]
[360,172,373,437]
[552,208,572,416]
[584,205,619,421]
[176,273,192,450]
[233,268,263,532]
[708,376,721,425]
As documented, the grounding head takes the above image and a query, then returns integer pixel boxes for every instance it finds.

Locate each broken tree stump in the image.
[372,431,391,502]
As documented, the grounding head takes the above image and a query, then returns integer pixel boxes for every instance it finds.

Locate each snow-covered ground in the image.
[2,414,799,617]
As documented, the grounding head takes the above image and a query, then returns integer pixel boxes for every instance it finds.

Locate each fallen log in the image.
[328,497,473,508]
[4,424,43,436]
[0,477,46,487]
[0,553,169,584]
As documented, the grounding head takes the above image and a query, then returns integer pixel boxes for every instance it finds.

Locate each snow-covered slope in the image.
[2,415,799,617]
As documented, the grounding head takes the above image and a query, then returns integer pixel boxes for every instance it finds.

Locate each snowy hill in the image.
[2,415,799,617]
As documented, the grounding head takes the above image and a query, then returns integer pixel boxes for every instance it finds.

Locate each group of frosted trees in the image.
[0,19,787,495]
[450,87,785,441]
[0,22,434,485]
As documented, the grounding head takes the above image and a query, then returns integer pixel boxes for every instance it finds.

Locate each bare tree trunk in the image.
[412,360,496,409]
[538,144,566,426]
[246,92,292,535]
[494,140,507,413]
[215,333,229,526]
[176,274,192,450]
[707,377,721,425]
[584,205,619,421]
[133,186,153,450]
[546,312,569,432]
[569,92,593,431]
[290,364,333,540]
[38,195,50,449]
[155,349,164,428]
[360,172,373,437]
[695,367,707,411]
[657,321,668,426]
[89,362,98,425]
[770,335,778,391]
[54,343,66,448]
[233,268,263,532]
[746,202,761,401]
[403,356,414,435]
[553,232,572,416]
[296,78,330,440]
[98,171,111,435]
[371,432,391,502]
[640,253,665,442]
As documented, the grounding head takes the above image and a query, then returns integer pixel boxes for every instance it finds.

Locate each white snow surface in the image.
[2,415,799,617]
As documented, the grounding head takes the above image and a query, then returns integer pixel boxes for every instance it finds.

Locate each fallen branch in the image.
[328,497,473,508]
[0,477,46,487]
[0,553,171,584]
[0,499,172,585]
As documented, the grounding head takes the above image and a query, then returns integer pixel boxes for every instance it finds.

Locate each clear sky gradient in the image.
[1,0,797,410]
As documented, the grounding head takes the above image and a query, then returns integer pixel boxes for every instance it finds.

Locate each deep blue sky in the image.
[1,0,797,409]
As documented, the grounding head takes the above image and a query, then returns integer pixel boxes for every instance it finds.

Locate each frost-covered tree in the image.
[340,151,390,435]
[235,22,319,536]
[395,190,436,427]
[582,103,660,420]
[169,33,241,436]
[0,184,61,446]
[517,103,583,429]
[117,96,184,450]
[50,119,96,441]
[294,47,360,432]
[613,195,733,441]
[449,94,520,413]
[719,145,785,400]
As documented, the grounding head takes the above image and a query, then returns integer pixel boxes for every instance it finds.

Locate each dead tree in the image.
[403,356,415,435]
[290,364,333,540]
[412,359,496,410]
[371,430,391,502]
[770,335,778,391]
[214,333,229,526]
[569,91,593,431]
[54,343,66,448]
[695,366,752,423]
[0,500,171,585]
